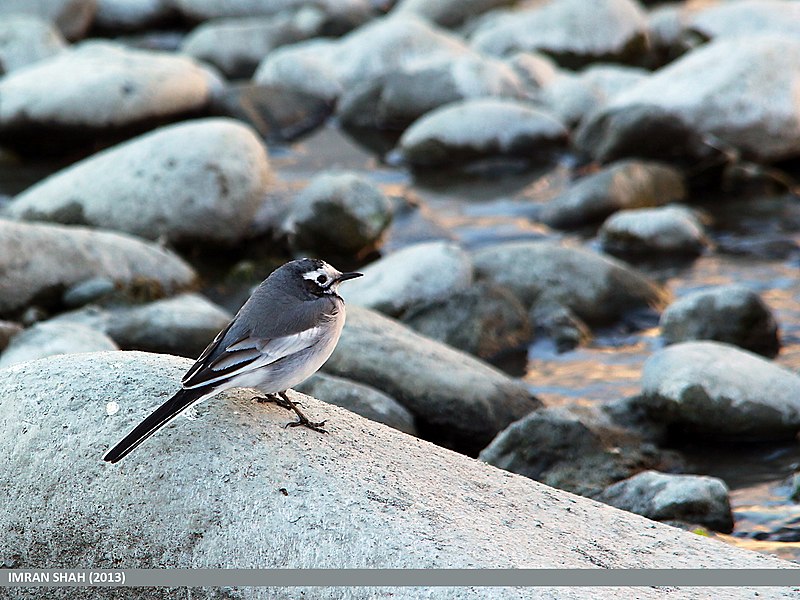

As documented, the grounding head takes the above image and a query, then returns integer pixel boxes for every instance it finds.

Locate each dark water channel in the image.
[4,123,800,561]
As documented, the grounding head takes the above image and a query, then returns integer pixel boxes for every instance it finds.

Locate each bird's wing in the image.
[180,326,326,390]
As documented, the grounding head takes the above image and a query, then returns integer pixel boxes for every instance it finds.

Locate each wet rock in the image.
[283,171,393,257]
[52,294,232,358]
[504,52,560,95]
[598,470,734,533]
[539,64,648,127]
[598,205,709,257]
[469,0,648,69]
[397,98,567,168]
[210,83,334,142]
[472,241,669,326]
[0,15,66,75]
[342,241,473,318]
[0,219,195,318]
[181,14,323,79]
[688,0,800,41]
[173,0,373,34]
[5,118,274,245]
[0,322,118,368]
[0,0,96,41]
[324,305,541,455]
[295,372,417,435]
[0,41,224,154]
[93,0,175,32]
[392,0,514,29]
[1,351,787,582]
[539,160,687,230]
[402,282,530,360]
[480,406,665,498]
[576,35,800,164]
[0,321,23,352]
[254,15,472,102]
[640,341,800,440]
[62,277,117,308]
[337,54,526,131]
[659,286,780,358]
[530,302,592,353]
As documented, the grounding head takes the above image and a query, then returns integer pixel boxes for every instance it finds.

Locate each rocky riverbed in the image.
[3,0,800,572]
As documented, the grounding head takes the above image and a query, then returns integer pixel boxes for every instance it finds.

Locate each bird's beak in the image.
[337,271,363,283]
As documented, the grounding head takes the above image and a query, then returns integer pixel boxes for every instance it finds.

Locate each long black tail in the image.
[103,387,207,464]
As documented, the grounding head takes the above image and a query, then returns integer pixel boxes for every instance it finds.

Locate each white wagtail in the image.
[103,258,363,463]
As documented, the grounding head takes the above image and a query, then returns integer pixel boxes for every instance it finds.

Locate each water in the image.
[4,123,800,561]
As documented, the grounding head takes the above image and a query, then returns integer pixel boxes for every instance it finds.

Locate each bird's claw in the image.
[285,418,328,434]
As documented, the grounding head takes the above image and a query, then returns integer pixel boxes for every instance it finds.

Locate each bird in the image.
[103,258,363,464]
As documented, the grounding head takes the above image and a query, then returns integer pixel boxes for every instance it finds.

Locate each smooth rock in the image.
[324,306,541,455]
[640,341,800,440]
[402,282,531,359]
[181,14,324,79]
[660,286,780,358]
[0,351,790,588]
[94,0,174,31]
[337,54,526,131]
[283,171,393,256]
[392,0,514,29]
[62,277,117,308]
[5,118,274,245]
[530,302,592,353]
[254,15,472,102]
[472,241,669,325]
[539,64,649,127]
[0,41,224,153]
[480,406,665,498]
[598,205,709,257]
[210,83,334,142]
[52,294,232,358]
[0,0,96,41]
[504,51,560,95]
[342,241,473,318]
[0,321,23,352]
[539,160,687,230]
[688,0,800,41]
[469,0,648,68]
[295,372,417,435]
[599,470,734,533]
[0,322,118,368]
[0,15,66,74]
[576,35,800,164]
[0,219,195,317]
[397,98,567,167]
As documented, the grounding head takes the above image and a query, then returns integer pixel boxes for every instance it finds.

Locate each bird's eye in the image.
[316,274,328,285]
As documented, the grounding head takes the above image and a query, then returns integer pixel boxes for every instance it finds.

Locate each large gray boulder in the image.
[598,470,734,533]
[93,0,175,31]
[539,160,687,229]
[5,118,274,245]
[0,351,791,596]
[324,305,540,454]
[0,219,195,317]
[282,171,393,257]
[639,341,800,440]
[0,0,96,41]
[397,98,567,167]
[0,322,118,368]
[253,15,472,102]
[0,41,224,152]
[51,294,232,358]
[342,241,473,318]
[688,0,800,41]
[659,286,780,357]
[295,372,416,435]
[472,241,669,325]
[180,14,323,79]
[392,0,514,29]
[598,205,709,257]
[480,406,665,498]
[469,0,648,68]
[0,15,66,74]
[576,35,800,164]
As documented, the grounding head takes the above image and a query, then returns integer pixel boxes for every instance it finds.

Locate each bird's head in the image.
[287,258,363,297]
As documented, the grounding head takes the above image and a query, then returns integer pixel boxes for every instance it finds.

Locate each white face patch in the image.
[302,263,341,291]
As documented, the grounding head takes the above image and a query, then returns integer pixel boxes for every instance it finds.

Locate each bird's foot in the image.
[256,392,327,433]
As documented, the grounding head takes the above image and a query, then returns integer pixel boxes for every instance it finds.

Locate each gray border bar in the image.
[2,569,800,587]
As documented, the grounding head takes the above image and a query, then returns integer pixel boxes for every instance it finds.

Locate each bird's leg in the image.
[256,392,327,433]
